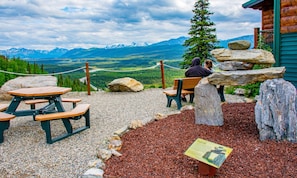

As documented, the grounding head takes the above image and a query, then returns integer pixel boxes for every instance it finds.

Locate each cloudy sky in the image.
[0,0,260,50]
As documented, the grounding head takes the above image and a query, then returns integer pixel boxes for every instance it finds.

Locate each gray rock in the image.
[207,67,285,86]
[88,159,106,170]
[194,78,223,126]
[211,48,275,64]
[0,76,57,100]
[81,168,104,178]
[108,77,144,92]
[234,88,249,96]
[228,40,251,50]
[255,78,297,142]
[97,149,112,161]
[111,149,122,157]
[113,125,129,136]
[218,61,254,71]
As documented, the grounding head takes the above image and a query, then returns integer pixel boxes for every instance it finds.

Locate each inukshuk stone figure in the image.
[194,40,285,128]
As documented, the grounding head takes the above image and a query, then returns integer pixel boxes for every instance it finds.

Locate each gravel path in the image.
[0,89,180,177]
[0,88,247,177]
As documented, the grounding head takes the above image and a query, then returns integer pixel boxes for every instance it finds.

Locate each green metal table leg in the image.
[40,121,53,144]
[0,121,10,143]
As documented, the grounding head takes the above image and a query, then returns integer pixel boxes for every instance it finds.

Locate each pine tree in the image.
[182,0,218,68]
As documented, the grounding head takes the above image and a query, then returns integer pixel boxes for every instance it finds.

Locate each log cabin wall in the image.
[280,0,297,33]
[262,4,274,30]
[261,1,274,44]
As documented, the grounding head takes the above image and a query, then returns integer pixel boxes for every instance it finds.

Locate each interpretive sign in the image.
[184,138,233,168]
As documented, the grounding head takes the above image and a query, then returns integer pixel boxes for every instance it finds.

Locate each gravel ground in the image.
[0,89,181,177]
[0,88,247,177]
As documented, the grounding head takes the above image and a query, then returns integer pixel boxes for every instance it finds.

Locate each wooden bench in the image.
[25,98,82,109]
[163,77,202,110]
[0,104,9,112]
[35,104,90,144]
[0,112,16,143]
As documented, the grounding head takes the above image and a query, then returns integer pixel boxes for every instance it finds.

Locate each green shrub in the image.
[224,86,235,95]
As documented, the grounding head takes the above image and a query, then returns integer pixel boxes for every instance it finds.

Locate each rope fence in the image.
[0,61,185,94]
[0,67,86,76]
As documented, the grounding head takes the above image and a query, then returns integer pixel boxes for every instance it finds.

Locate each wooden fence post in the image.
[86,62,91,95]
[160,60,165,89]
[254,27,260,49]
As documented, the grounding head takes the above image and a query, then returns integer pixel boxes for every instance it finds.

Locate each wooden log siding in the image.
[281,16,297,26]
[281,0,297,7]
[281,6,297,16]
[262,8,273,30]
[263,24,274,30]
[281,26,297,33]
[263,18,273,25]
[280,2,297,33]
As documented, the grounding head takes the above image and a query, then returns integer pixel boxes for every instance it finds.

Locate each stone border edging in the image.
[80,105,193,177]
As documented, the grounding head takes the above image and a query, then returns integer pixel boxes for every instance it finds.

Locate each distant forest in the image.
[0,55,87,91]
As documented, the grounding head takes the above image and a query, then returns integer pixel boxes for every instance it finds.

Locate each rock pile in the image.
[195,40,297,142]
[194,40,285,125]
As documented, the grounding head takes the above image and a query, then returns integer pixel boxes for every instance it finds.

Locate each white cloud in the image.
[0,0,260,50]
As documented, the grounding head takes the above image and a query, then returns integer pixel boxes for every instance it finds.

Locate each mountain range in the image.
[0,35,254,61]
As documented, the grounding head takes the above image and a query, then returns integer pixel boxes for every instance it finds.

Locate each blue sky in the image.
[0,0,260,50]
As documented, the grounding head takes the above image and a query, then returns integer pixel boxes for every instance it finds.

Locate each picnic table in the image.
[1,86,90,144]
[6,86,72,117]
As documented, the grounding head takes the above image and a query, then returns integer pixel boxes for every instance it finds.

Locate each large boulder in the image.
[228,40,251,50]
[108,77,144,92]
[255,78,297,142]
[211,48,275,64]
[0,76,57,100]
[207,67,285,86]
[194,78,223,126]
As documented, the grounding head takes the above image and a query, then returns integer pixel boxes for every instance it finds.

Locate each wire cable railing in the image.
[0,66,86,76]
[88,63,161,73]
[0,61,185,94]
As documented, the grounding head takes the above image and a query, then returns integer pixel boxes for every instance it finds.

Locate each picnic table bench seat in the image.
[25,98,82,109]
[0,104,9,112]
[0,112,15,143]
[35,103,90,144]
[163,77,202,110]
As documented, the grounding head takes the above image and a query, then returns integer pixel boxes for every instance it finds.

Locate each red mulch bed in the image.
[104,103,297,177]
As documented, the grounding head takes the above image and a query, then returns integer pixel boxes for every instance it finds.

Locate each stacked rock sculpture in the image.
[195,40,285,126]
[196,40,297,143]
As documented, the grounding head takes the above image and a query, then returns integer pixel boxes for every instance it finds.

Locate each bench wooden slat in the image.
[163,90,178,96]
[0,112,15,143]
[173,77,202,90]
[25,99,48,105]
[36,103,90,144]
[0,104,9,112]
[35,104,90,121]
[0,112,15,121]
[181,89,194,94]
[163,89,195,96]
[60,98,81,103]
[25,98,82,105]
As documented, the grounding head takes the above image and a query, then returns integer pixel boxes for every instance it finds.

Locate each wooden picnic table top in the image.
[7,86,72,97]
